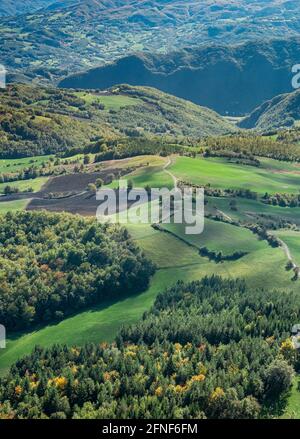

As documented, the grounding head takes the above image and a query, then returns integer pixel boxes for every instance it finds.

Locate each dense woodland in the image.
[0,85,116,158]
[263,192,300,208]
[0,84,233,158]
[0,211,155,331]
[0,277,298,419]
[203,135,300,162]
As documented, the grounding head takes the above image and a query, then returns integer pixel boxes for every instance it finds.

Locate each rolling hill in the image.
[0,83,235,157]
[0,1,75,16]
[60,39,300,115]
[1,0,300,93]
[239,89,300,131]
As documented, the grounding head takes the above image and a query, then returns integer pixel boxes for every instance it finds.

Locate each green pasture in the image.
[161,218,266,256]
[0,176,49,194]
[109,165,174,189]
[0,155,53,174]
[74,92,142,111]
[0,199,30,214]
[206,196,300,226]
[282,377,300,419]
[274,230,300,267]
[170,156,300,194]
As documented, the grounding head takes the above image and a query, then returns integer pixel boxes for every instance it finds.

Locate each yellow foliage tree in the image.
[210,387,225,401]
[155,386,163,397]
[53,376,67,390]
[14,385,22,396]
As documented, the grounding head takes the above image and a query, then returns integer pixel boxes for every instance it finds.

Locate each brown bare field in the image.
[0,156,162,216]
[27,192,100,217]
[39,171,110,194]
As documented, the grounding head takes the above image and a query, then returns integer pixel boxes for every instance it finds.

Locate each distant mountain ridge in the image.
[0,1,75,16]
[60,39,300,115]
[239,89,300,131]
[1,0,300,84]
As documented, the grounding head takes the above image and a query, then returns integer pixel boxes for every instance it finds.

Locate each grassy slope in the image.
[0,154,299,382]
[0,176,49,193]
[0,218,293,376]
[0,199,30,214]
[161,218,266,256]
[170,156,300,194]
[282,377,300,419]
[108,156,174,189]
[206,196,300,226]
[274,230,300,267]
[120,166,174,189]
[75,92,143,110]
[0,155,53,174]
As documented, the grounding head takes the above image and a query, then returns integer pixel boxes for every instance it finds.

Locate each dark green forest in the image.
[203,135,300,162]
[0,211,155,330]
[0,277,298,419]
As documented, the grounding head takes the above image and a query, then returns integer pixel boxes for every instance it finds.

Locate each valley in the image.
[2,0,300,94]
[1,149,300,395]
[60,39,300,115]
[1,0,300,422]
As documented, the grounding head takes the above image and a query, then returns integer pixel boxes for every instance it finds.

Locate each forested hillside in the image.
[0,1,64,17]
[60,39,300,115]
[1,0,300,88]
[0,84,235,158]
[239,90,300,131]
[0,84,116,158]
[0,211,155,331]
[0,277,298,419]
[203,134,300,162]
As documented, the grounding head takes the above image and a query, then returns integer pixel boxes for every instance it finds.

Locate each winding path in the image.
[277,237,298,269]
[163,157,178,190]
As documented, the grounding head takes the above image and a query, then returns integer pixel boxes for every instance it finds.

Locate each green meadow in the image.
[0,155,53,174]
[170,156,300,194]
[282,377,300,419]
[161,218,266,255]
[206,196,300,225]
[110,165,174,189]
[0,176,49,194]
[0,199,30,214]
[274,230,300,266]
[74,92,142,111]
